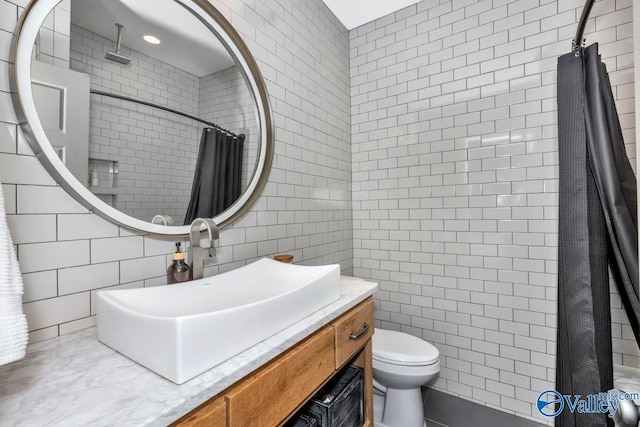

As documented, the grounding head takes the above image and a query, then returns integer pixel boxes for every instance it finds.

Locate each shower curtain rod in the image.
[90,89,239,138]
[573,0,596,55]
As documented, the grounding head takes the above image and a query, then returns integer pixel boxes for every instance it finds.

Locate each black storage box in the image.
[304,365,364,427]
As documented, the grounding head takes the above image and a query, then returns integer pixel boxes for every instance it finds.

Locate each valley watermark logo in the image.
[536,390,640,418]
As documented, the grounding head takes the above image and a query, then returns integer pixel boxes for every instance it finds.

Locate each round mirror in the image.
[12,0,273,236]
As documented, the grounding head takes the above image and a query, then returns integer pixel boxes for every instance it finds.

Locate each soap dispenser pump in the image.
[167,242,192,284]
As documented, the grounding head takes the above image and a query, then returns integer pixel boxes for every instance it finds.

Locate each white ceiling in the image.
[322,0,422,30]
[70,0,422,76]
[71,0,235,77]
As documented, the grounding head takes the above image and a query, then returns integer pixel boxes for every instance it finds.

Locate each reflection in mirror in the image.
[31,0,259,225]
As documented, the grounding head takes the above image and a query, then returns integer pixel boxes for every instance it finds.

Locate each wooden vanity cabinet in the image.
[175,397,226,426]
[172,297,374,427]
[226,327,336,426]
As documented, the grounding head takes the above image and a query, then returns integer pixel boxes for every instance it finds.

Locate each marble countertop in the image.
[0,277,378,427]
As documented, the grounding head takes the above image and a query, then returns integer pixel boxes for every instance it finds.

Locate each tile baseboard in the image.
[423,387,546,427]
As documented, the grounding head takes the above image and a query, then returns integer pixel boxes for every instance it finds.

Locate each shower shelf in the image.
[88,158,119,189]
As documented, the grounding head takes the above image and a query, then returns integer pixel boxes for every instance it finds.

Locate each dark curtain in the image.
[556,43,638,427]
[184,128,245,224]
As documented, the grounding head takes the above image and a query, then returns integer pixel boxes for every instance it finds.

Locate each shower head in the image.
[105,50,130,64]
[105,23,131,65]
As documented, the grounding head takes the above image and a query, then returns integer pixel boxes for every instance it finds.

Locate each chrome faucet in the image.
[188,218,219,280]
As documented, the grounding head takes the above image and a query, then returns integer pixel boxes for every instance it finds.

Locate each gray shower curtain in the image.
[556,43,638,427]
[184,128,244,224]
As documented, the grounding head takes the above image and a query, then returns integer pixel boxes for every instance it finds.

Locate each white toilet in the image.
[372,329,440,427]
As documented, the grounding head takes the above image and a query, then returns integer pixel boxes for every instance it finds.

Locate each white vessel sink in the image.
[96,258,340,384]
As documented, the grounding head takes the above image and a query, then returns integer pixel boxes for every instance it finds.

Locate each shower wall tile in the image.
[69,23,257,222]
[70,23,198,222]
[1,0,352,343]
[350,0,635,425]
[34,0,70,67]
[200,66,259,190]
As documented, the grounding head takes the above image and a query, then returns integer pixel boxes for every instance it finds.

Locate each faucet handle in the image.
[188,218,218,280]
[189,217,218,246]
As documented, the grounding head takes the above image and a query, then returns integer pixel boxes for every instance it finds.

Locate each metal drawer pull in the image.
[349,323,370,340]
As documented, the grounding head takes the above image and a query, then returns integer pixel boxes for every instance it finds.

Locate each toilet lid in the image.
[372,329,439,366]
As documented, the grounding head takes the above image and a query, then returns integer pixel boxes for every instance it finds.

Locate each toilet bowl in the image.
[372,329,440,427]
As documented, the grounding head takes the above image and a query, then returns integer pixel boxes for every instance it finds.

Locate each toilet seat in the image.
[373,329,439,366]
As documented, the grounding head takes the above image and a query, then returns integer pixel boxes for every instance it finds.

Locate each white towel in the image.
[0,177,28,366]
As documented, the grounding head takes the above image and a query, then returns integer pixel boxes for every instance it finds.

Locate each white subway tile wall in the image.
[69,23,201,222]
[200,66,260,190]
[69,21,260,223]
[34,0,70,67]
[1,0,638,424]
[351,0,635,424]
[1,0,352,345]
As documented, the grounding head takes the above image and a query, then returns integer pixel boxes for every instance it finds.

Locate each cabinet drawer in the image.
[172,396,226,426]
[225,327,335,427]
[333,298,374,368]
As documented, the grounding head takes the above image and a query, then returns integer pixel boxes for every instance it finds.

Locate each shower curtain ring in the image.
[572,37,586,57]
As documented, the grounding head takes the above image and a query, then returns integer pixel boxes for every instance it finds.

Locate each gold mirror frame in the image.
[11,0,273,237]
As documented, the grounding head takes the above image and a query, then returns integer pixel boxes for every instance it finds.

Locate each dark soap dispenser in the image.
[167,242,193,284]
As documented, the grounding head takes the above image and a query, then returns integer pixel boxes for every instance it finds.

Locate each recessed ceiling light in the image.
[143,35,160,45]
